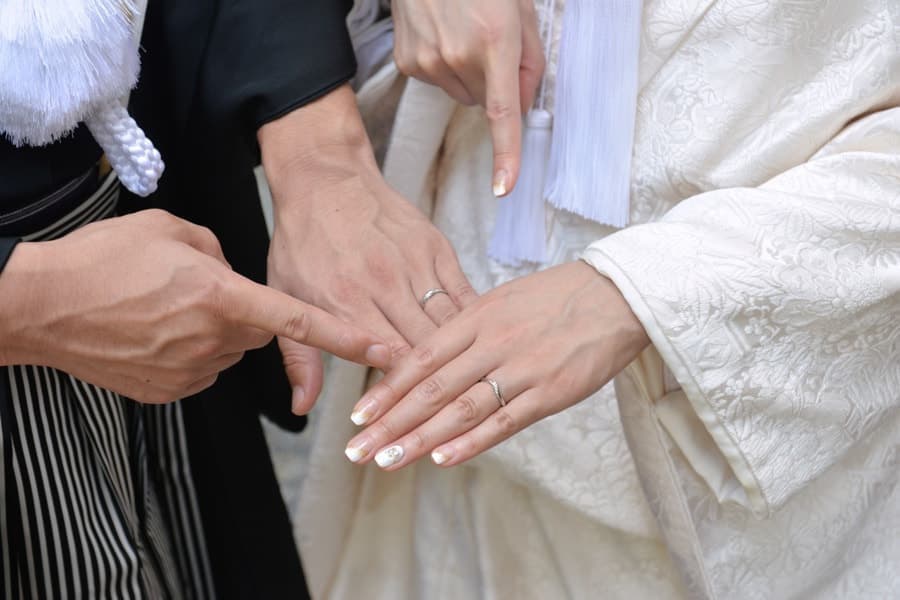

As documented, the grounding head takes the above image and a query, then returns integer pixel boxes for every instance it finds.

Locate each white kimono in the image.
[267,1,900,598]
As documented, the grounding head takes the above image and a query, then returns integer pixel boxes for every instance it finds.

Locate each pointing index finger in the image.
[484,37,524,198]
[223,274,391,369]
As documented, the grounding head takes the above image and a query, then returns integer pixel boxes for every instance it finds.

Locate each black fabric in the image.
[0,126,102,207]
[0,238,20,274]
[0,166,100,238]
[118,1,357,597]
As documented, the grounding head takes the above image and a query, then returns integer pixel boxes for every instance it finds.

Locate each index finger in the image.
[223,274,391,369]
[484,41,523,198]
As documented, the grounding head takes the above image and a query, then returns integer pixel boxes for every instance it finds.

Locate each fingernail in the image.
[365,344,391,366]
[291,386,305,414]
[374,445,404,469]
[493,169,509,197]
[431,449,451,465]
[350,397,377,426]
[344,439,372,463]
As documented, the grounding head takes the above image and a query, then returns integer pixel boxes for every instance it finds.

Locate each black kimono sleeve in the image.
[161,0,357,156]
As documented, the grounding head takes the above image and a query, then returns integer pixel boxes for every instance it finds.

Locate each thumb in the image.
[278,337,325,415]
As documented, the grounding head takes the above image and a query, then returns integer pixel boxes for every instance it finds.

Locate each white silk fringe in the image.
[543,0,643,228]
[0,0,163,196]
[488,109,553,265]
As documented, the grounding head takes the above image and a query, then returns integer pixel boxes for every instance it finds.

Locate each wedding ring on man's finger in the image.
[420,287,450,308]
[479,376,506,408]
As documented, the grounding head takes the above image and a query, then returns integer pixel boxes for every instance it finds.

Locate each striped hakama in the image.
[1,172,215,599]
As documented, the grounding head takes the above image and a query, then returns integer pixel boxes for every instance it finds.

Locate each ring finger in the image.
[415,280,459,327]
[365,368,529,470]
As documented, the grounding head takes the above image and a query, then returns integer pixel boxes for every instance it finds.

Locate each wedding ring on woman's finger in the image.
[479,376,506,408]
[419,287,450,308]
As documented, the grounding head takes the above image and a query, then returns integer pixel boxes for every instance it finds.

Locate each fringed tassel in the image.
[488,109,553,266]
[544,0,643,228]
[0,0,140,146]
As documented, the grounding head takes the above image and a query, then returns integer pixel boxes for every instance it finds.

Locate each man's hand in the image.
[258,85,476,414]
[0,210,390,404]
[392,0,545,196]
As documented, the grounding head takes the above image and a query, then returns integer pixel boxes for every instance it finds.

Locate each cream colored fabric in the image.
[273,1,900,598]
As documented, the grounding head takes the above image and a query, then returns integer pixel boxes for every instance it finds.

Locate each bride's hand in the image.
[391,0,545,197]
[343,262,650,469]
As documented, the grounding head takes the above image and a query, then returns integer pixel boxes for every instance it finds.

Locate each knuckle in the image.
[394,50,414,75]
[415,377,444,407]
[440,46,469,71]
[485,100,515,123]
[391,342,412,361]
[364,254,398,288]
[417,50,443,74]
[436,308,457,326]
[192,338,221,361]
[197,225,222,249]
[453,281,477,300]
[226,352,246,368]
[493,409,518,436]
[413,345,435,370]
[197,373,219,392]
[407,429,428,452]
[452,395,479,424]
[144,208,173,224]
[283,310,313,342]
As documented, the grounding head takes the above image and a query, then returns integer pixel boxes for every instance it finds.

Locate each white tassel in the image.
[488,109,553,266]
[0,0,163,197]
[0,0,139,146]
[544,0,643,228]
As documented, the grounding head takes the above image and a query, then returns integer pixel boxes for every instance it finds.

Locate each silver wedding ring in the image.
[420,287,450,308]
[479,377,506,408]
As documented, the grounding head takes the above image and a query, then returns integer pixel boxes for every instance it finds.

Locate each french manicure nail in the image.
[374,445,405,469]
[431,449,451,465]
[365,344,391,366]
[344,439,372,463]
[493,169,509,197]
[350,398,377,426]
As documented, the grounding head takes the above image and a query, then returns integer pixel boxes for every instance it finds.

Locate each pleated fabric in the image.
[0,174,215,599]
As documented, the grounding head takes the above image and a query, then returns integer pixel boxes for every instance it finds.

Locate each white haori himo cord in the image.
[0,0,163,197]
[544,0,643,228]
[488,0,557,266]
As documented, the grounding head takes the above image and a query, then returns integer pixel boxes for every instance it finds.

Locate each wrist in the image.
[573,261,650,358]
[258,84,378,199]
[0,242,50,366]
